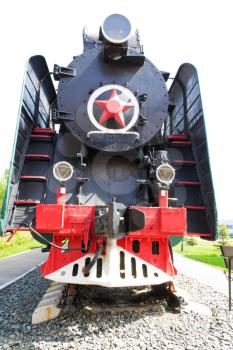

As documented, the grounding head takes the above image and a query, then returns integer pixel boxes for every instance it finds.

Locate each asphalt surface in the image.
[174,253,229,296]
[0,248,48,289]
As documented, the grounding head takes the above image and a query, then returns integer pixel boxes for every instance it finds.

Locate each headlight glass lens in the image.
[53,161,74,182]
[101,14,131,44]
[156,164,175,185]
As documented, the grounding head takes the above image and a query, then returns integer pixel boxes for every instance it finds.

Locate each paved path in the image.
[0,249,48,290]
[174,253,229,296]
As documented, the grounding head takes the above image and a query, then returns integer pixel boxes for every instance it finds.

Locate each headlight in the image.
[101,14,131,44]
[156,164,175,185]
[53,161,74,182]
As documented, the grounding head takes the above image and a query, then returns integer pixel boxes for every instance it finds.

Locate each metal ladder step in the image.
[32,128,55,134]
[169,141,192,146]
[25,154,51,160]
[14,200,40,205]
[30,135,54,141]
[168,134,188,141]
[20,176,47,182]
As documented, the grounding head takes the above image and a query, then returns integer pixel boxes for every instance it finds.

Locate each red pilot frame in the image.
[36,187,186,284]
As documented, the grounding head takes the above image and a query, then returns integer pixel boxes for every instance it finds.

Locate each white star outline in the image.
[87,84,139,133]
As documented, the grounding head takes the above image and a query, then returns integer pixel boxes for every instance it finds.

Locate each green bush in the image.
[185,236,198,246]
[218,224,230,246]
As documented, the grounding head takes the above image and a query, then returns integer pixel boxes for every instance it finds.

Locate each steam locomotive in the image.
[0,14,217,290]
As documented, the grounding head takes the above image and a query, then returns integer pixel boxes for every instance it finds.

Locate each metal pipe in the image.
[82,244,103,274]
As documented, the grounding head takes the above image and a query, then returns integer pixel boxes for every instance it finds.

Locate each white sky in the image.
[0,0,232,220]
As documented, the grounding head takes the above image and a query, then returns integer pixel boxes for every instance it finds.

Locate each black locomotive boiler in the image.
[1,14,217,290]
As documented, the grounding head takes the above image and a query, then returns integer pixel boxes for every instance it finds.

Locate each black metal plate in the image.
[57,48,168,152]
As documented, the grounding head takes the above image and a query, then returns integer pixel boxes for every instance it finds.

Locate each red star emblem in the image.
[94,89,134,128]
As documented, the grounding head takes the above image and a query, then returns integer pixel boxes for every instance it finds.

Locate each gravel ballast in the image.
[0,267,233,350]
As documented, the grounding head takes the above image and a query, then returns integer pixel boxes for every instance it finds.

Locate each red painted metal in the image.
[5,228,15,232]
[30,135,54,140]
[95,88,134,127]
[117,237,175,276]
[20,176,47,181]
[188,232,211,237]
[37,203,96,276]
[169,141,191,146]
[36,185,96,251]
[37,188,186,278]
[6,229,19,241]
[6,227,31,233]
[124,206,186,238]
[56,187,66,205]
[25,154,50,160]
[41,236,98,276]
[14,200,40,205]
[36,205,95,236]
[168,134,188,140]
[117,200,186,277]
[159,190,168,207]
[32,128,55,134]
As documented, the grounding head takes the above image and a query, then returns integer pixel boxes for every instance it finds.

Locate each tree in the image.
[218,224,230,246]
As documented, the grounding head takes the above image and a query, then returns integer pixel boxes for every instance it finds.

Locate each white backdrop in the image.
[0,0,232,219]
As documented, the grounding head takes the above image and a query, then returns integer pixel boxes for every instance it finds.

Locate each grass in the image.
[0,231,43,259]
[173,238,233,270]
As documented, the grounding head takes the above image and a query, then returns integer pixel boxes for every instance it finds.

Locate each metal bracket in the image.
[77,153,86,168]
[53,64,76,81]
[52,109,74,123]
[76,177,89,183]
[107,199,120,237]
[137,179,150,185]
